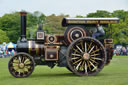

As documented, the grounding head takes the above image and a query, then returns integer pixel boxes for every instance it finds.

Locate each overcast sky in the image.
[0,0,127,17]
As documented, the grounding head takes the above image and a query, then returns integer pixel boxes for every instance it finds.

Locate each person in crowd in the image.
[4,49,8,57]
[8,51,11,56]
[11,50,14,56]
[126,47,128,56]
[120,48,123,56]
[3,50,5,55]
[121,47,126,56]
[0,49,4,58]
[12,49,15,55]
[116,49,120,56]
[5,49,8,54]
[0,49,2,57]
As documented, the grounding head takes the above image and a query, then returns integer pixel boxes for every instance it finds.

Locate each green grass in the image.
[0,56,128,85]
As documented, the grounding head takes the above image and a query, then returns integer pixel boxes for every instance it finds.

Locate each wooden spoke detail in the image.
[72,53,81,57]
[71,57,80,60]
[66,37,106,76]
[76,45,84,53]
[91,57,103,61]
[8,52,35,78]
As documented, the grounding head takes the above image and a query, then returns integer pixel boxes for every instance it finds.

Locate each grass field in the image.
[0,56,128,85]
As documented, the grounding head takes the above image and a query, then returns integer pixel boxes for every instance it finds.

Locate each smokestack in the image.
[20,11,27,41]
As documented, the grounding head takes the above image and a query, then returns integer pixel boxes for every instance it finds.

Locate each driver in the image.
[92,24,105,38]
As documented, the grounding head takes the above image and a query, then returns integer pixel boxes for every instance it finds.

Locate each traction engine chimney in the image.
[20,11,27,41]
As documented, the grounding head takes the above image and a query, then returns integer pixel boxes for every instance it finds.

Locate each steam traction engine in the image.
[8,12,119,78]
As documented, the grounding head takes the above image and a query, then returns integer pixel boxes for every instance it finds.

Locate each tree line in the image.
[0,10,128,45]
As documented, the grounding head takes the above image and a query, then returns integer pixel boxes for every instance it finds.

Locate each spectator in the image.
[126,47,128,56]
[0,49,4,58]
[11,50,14,56]
[0,49,2,57]
[5,49,8,54]
[4,49,8,57]
[122,47,126,56]
[12,49,15,55]
[8,52,11,56]
[120,48,123,56]
[116,49,120,56]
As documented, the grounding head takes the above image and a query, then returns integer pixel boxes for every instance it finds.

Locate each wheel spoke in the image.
[88,46,95,54]
[80,41,84,51]
[18,56,22,63]
[90,49,100,54]
[90,53,100,57]
[87,61,91,71]
[84,61,88,74]
[23,67,29,72]
[25,61,31,65]
[22,56,25,63]
[13,63,18,67]
[89,58,98,64]
[91,57,102,61]
[72,53,81,56]
[85,42,87,52]
[80,60,84,71]
[88,42,92,52]
[26,66,31,69]
[13,59,19,64]
[76,61,82,70]
[73,48,80,53]
[13,66,19,71]
[24,59,30,64]
[71,57,80,60]
[89,61,97,71]
[76,45,84,53]
[73,58,82,64]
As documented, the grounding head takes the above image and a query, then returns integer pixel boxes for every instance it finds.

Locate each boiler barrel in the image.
[28,40,44,56]
[17,40,44,56]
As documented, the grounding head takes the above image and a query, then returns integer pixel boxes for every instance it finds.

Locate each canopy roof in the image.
[62,17,120,27]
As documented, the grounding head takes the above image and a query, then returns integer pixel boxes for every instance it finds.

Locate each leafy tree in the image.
[26,25,38,39]
[0,29,9,44]
[111,10,128,45]
[112,19,128,45]
[112,10,128,21]
[26,11,46,38]
[0,12,20,43]
[76,15,85,18]
[33,11,46,24]
[44,14,69,34]
[27,11,46,27]
[87,10,112,18]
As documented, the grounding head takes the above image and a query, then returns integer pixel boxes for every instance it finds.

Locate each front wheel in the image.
[8,52,35,78]
[66,37,106,76]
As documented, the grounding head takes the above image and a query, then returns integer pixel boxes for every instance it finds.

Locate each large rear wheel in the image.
[67,37,106,76]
